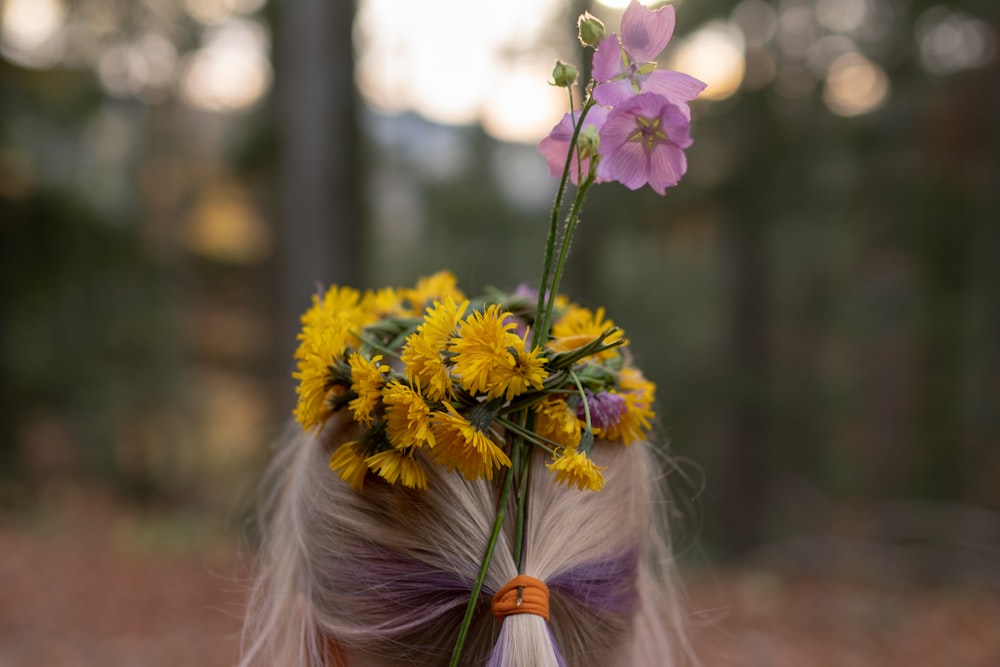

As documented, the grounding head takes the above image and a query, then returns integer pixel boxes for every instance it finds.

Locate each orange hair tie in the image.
[491,575,550,623]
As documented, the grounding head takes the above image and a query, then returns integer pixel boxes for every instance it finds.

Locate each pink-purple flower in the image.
[537,106,609,185]
[596,92,693,195]
[592,1,705,110]
[576,390,627,431]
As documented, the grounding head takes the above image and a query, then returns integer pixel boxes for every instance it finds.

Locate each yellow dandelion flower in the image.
[430,403,511,481]
[348,353,389,426]
[330,441,369,491]
[487,340,549,401]
[382,380,435,450]
[534,397,582,449]
[361,287,406,318]
[301,284,360,329]
[418,296,469,347]
[604,367,656,444]
[547,448,606,492]
[400,296,468,401]
[450,305,518,396]
[400,335,453,401]
[293,327,345,431]
[297,285,373,361]
[550,305,626,360]
[366,449,429,490]
[405,270,466,315]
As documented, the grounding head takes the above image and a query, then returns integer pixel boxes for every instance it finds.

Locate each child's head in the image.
[239,411,693,666]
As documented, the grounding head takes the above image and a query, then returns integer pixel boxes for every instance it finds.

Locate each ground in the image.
[1,501,998,667]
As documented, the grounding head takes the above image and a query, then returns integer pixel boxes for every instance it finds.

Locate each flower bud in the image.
[551,60,578,88]
[577,12,606,47]
[577,123,601,160]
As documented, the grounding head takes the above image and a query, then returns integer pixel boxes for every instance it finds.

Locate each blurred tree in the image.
[275,0,364,390]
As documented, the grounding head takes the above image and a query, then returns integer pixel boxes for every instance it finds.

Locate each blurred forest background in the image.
[1,0,999,664]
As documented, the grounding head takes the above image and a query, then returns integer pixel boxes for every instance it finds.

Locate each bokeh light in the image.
[0,0,66,69]
[668,21,746,102]
[822,51,890,117]
[355,0,566,142]
[916,6,996,76]
[179,18,272,112]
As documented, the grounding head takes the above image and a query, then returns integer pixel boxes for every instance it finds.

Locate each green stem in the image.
[539,174,594,343]
[512,411,534,568]
[495,416,559,454]
[449,457,517,667]
[570,370,593,433]
[532,98,597,351]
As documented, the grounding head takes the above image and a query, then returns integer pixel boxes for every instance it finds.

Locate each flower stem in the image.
[539,172,594,343]
[448,454,517,667]
[532,97,597,352]
[512,412,534,568]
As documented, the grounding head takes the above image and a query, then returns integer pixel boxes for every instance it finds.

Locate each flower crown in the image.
[290,2,702,664]
[294,270,656,493]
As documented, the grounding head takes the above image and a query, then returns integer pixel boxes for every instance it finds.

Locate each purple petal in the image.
[597,140,649,190]
[576,391,627,431]
[592,34,625,83]
[536,109,609,185]
[647,144,686,194]
[537,135,569,179]
[593,78,636,108]
[582,104,610,129]
[642,69,707,107]
[620,91,672,118]
[661,102,693,149]
[621,1,676,64]
[596,108,638,153]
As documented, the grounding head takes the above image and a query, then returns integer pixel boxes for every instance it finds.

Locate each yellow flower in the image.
[298,285,371,357]
[450,305,518,396]
[361,287,406,318]
[546,448,606,492]
[487,339,549,401]
[534,397,582,449]
[293,327,344,431]
[405,270,466,316]
[330,441,369,491]
[401,296,468,401]
[603,367,656,444]
[366,449,428,490]
[550,305,626,360]
[430,403,511,481]
[348,353,389,426]
[382,380,435,450]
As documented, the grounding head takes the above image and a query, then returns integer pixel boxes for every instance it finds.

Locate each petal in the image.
[582,104,610,131]
[597,109,638,153]
[621,1,675,64]
[642,69,707,106]
[647,144,686,194]
[661,103,693,149]
[597,140,648,190]
[593,78,636,107]
[591,34,625,82]
[537,135,570,178]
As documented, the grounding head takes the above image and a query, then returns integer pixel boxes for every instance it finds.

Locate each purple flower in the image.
[597,92,692,195]
[576,390,627,431]
[537,106,610,185]
[592,1,705,110]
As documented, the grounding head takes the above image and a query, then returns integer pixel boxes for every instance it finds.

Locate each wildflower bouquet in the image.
[291,2,703,663]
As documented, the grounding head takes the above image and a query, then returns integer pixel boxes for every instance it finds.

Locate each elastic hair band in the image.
[491,574,550,622]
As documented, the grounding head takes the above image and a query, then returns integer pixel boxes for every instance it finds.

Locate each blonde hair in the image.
[240,412,695,666]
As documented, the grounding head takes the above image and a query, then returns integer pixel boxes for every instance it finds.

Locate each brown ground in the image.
[2,502,998,667]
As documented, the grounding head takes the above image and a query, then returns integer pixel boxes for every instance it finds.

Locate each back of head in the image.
[239,412,693,666]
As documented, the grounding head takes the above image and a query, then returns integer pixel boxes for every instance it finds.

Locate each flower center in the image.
[627,115,668,152]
